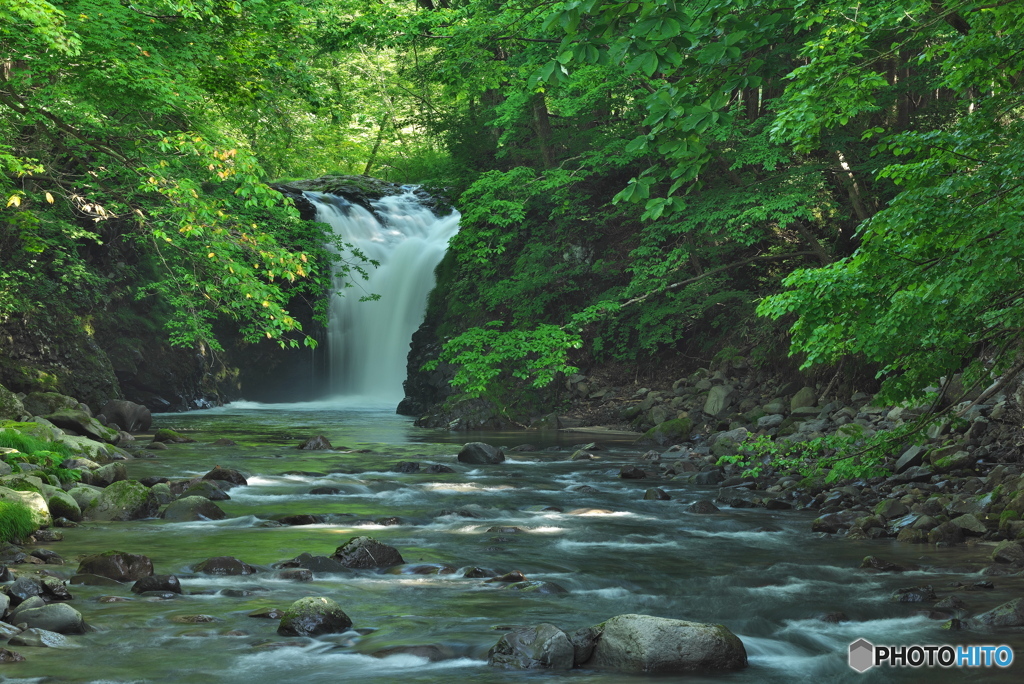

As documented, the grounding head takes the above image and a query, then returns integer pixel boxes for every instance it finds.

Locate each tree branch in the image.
[618,251,817,310]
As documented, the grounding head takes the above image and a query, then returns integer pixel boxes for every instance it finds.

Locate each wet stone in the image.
[193,556,256,576]
[309,487,341,495]
[687,500,720,514]
[0,648,25,662]
[131,575,182,594]
[249,608,285,619]
[277,568,313,582]
[891,585,937,603]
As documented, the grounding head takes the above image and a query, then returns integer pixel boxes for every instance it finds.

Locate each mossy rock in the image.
[0,485,50,528]
[277,596,352,636]
[643,418,693,446]
[152,429,194,444]
[0,385,24,421]
[22,392,79,418]
[48,491,83,523]
[88,480,159,521]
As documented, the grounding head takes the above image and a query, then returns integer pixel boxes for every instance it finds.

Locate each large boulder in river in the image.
[88,480,159,521]
[458,442,504,465]
[331,536,404,569]
[582,614,747,673]
[99,400,152,433]
[489,623,574,670]
[14,604,86,634]
[77,551,153,581]
[277,596,352,636]
[965,598,1024,629]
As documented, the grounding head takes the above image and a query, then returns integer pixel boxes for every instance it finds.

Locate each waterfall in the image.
[306,190,459,403]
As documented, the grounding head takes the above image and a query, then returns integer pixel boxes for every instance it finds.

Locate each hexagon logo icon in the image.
[849,639,875,673]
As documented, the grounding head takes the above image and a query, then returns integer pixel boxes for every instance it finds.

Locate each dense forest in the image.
[2,0,1022,418]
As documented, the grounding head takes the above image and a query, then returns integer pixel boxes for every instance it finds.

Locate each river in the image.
[13,399,1022,682]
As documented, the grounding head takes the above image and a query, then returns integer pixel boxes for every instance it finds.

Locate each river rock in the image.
[790,387,817,411]
[391,461,420,473]
[277,596,352,636]
[644,488,671,501]
[281,553,348,573]
[162,496,227,522]
[42,409,119,444]
[0,486,49,528]
[582,614,747,673]
[891,585,937,602]
[88,480,159,521]
[78,551,153,581]
[965,598,1024,628]
[202,466,247,488]
[620,465,647,479]
[0,384,24,420]
[15,604,86,634]
[331,537,404,569]
[457,442,505,464]
[99,400,152,433]
[703,386,734,416]
[687,500,720,514]
[425,464,456,474]
[8,628,70,648]
[131,575,182,594]
[8,596,45,621]
[152,429,194,444]
[488,623,574,670]
[180,480,229,501]
[194,556,256,575]
[0,648,24,662]
[298,435,333,450]
[8,577,42,606]
[990,541,1024,565]
[47,491,82,523]
[91,462,128,487]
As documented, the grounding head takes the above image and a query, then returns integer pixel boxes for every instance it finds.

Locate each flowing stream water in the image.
[13,192,1024,682]
[17,404,1024,683]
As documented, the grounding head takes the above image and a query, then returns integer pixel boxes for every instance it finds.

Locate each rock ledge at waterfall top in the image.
[271,175,445,220]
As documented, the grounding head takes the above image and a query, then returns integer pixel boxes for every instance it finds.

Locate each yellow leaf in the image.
[207,252,215,258]
[266,332,272,339]
[300,253,307,263]
[262,300,270,307]
[45,192,54,204]
[165,237,172,243]
[6,195,20,208]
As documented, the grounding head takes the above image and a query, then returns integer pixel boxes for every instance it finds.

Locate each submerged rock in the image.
[277,596,352,636]
[8,628,70,648]
[582,614,747,673]
[488,623,574,670]
[193,556,256,576]
[297,435,333,450]
[162,496,227,522]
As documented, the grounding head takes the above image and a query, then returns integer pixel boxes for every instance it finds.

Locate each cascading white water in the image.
[306,190,459,402]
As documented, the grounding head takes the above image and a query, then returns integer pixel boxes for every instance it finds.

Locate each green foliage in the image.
[424,321,581,411]
[0,428,80,483]
[0,501,37,544]
[716,422,930,484]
